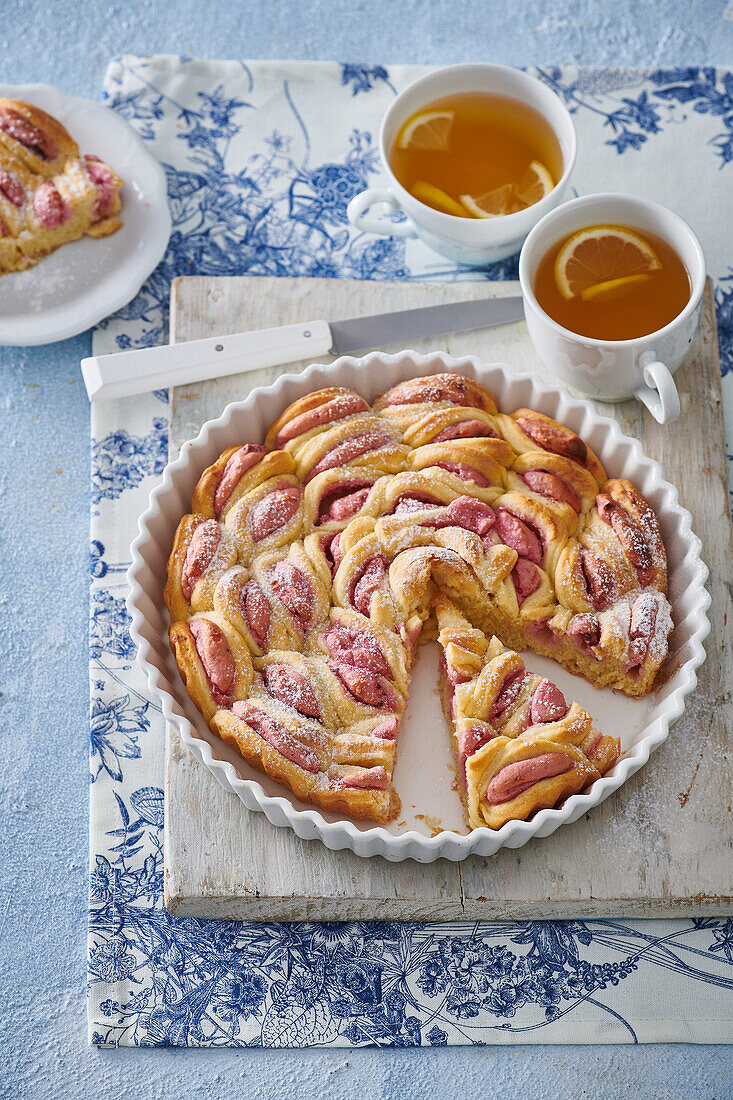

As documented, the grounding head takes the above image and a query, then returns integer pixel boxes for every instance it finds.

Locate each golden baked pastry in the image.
[164,373,672,828]
[0,98,123,274]
[436,596,619,829]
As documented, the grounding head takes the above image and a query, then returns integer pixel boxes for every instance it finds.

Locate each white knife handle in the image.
[81,319,333,402]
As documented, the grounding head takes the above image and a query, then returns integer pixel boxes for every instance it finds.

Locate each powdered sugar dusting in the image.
[267,561,313,630]
[232,702,321,772]
[383,374,487,409]
[254,695,330,755]
[600,588,673,670]
[262,663,321,718]
[275,392,368,445]
[391,545,468,591]
[597,493,655,582]
[181,518,221,599]
[306,430,394,482]
[490,668,528,721]
[580,549,615,610]
[635,499,667,571]
[250,485,300,542]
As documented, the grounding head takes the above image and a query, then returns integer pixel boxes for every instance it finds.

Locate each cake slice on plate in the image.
[0,98,124,274]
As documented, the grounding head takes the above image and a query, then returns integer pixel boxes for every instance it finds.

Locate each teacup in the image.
[518,193,706,424]
[347,63,577,266]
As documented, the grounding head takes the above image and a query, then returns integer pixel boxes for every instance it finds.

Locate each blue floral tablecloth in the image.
[88,56,733,1047]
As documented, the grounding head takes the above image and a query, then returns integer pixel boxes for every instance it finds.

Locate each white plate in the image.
[127,350,710,862]
[0,83,170,346]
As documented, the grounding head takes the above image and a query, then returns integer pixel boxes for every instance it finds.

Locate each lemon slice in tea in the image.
[515,160,554,206]
[580,273,653,303]
[411,181,466,216]
[460,160,553,218]
[398,110,454,151]
[554,224,661,301]
[460,183,521,218]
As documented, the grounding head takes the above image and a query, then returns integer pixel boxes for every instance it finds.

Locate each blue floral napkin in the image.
[88,56,733,1047]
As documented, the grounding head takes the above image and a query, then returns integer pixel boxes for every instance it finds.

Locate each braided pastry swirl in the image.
[0,98,123,275]
[164,373,671,827]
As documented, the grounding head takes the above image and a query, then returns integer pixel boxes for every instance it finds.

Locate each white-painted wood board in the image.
[164,274,732,920]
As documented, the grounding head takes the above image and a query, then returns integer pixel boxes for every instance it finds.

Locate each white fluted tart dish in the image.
[127,350,709,862]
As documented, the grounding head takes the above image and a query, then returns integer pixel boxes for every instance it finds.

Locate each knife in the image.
[81,294,524,402]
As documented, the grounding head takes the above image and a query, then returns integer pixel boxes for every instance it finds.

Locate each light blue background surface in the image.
[1,2,731,1097]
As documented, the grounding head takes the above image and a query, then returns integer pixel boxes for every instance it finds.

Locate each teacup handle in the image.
[347,188,419,238]
[634,352,681,424]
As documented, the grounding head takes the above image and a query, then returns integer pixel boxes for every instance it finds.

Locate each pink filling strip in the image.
[485,753,574,805]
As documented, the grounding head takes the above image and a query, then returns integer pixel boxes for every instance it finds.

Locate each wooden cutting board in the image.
[164,274,732,920]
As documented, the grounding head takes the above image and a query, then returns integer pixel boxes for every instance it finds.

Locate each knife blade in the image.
[329,295,524,356]
[81,294,524,402]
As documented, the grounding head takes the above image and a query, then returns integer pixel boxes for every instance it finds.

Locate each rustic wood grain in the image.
[164,275,732,920]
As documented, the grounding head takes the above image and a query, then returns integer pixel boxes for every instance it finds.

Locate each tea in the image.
[533,224,691,340]
[389,91,563,219]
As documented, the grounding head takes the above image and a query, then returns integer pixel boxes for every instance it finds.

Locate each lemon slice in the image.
[398,110,454,151]
[580,273,653,303]
[554,224,661,301]
[515,160,554,205]
[460,161,553,219]
[411,181,466,217]
[460,184,520,219]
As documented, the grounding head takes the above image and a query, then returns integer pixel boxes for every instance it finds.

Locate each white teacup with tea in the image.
[347,63,577,266]
[518,193,706,424]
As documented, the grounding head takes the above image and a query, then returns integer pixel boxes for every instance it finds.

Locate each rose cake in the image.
[164,373,672,828]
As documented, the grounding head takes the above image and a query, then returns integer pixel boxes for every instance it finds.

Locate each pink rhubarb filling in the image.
[214,444,266,516]
[232,702,319,772]
[181,519,221,601]
[485,752,574,804]
[189,619,234,707]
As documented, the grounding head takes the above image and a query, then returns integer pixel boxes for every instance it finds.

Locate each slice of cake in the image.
[0,99,123,275]
[0,98,78,176]
[436,596,619,830]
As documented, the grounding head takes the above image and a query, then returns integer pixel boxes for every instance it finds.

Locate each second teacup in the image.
[518,193,706,424]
